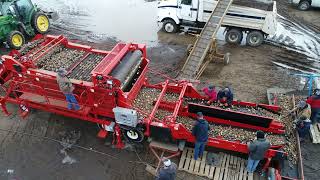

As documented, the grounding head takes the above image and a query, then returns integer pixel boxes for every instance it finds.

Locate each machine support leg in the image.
[113,124,125,149]
[262,158,271,171]
[0,101,10,116]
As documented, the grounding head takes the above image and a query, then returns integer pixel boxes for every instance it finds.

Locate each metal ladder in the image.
[179,0,233,79]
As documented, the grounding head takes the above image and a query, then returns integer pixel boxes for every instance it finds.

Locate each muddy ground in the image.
[0,0,320,179]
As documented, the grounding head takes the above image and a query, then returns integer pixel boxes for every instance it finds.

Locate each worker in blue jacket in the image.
[192,112,210,160]
[217,87,234,107]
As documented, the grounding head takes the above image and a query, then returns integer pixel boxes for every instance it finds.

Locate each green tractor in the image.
[0,0,51,49]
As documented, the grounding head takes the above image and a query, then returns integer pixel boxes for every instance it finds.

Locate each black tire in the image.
[246,31,264,47]
[162,19,178,33]
[32,12,50,34]
[6,31,25,50]
[298,0,311,11]
[225,29,243,44]
[124,128,144,142]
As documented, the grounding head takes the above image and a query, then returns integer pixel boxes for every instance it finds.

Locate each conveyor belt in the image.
[179,0,233,79]
[68,54,104,81]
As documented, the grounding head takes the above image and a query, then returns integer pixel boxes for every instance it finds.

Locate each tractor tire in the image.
[162,19,178,33]
[6,31,25,50]
[124,128,144,142]
[32,12,50,34]
[298,0,311,10]
[246,31,264,47]
[225,29,243,44]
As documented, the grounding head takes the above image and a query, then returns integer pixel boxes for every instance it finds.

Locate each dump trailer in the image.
[157,0,277,46]
[0,35,287,178]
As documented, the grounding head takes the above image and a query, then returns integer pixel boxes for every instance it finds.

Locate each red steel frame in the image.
[0,35,287,176]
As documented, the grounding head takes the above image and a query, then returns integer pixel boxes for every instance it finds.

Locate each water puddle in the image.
[33,0,160,45]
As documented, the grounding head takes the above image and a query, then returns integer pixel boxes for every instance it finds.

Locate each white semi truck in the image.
[157,0,278,46]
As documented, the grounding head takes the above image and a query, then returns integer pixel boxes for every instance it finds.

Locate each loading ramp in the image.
[179,0,233,80]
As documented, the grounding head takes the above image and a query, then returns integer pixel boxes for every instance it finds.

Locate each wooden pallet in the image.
[178,148,255,180]
[310,123,320,144]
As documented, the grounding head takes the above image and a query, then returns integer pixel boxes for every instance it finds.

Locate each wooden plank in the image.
[197,151,207,175]
[234,157,241,180]
[183,149,193,171]
[213,153,223,180]
[205,164,211,177]
[223,155,231,180]
[238,160,245,180]
[188,158,196,173]
[178,148,188,170]
[218,154,227,180]
[243,159,248,180]
[209,166,215,179]
[248,172,254,180]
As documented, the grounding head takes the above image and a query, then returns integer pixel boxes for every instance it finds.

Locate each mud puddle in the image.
[33,0,160,45]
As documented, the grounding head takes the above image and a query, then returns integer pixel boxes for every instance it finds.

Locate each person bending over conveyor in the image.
[217,87,233,107]
[202,85,217,105]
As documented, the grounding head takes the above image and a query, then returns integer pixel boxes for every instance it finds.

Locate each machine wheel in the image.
[225,29,243,44]
[298,0,311,11]
[162,19,178,33]
[124,129,144,142]
[246,31,264,47]
[6,31,25,50]
[32,12,50,34]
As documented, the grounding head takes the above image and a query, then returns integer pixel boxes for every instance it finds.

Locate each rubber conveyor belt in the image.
[179,0,233,79]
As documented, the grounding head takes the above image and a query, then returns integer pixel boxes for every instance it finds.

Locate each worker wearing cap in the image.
[306,89,320,124]
[192,112,210,160]
[156,159,177,180]
[296,115,311,141]
[56,68,80,110]
[202,85,217,105]
[246,131,270,173]
[291,100,311,120]
[217,87,233,107]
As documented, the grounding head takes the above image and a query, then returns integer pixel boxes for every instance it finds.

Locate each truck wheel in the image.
[7,31,25,50]
[162,19,178,33]
[298,0,311,11]
[32,12,50,34]
[225,29,243,44]
[246,31,264,47]
[124,129,144,142]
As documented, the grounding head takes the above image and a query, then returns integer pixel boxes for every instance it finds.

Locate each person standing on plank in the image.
[247,131,270,173]
[192,112,210,160]
[56,68,80,110]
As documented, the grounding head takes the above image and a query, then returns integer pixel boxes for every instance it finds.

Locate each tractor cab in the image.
[0,0,50,49]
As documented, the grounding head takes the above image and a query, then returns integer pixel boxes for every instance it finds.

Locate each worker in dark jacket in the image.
[217,87,233,106]
[202,85,217,105]
[306,89,320,123]
[296,115,311,141]
[156,159,177,180]
[57,68,80,110]
[192,112,210,160]
[291,100,311,120]
[246,131,271,173]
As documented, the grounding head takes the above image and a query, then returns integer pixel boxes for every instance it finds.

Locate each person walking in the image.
[247,131,270,173]
[56,68,80,110]
[192,112,210,160]
[306,89,320,123]
[202,85,217,105]
[156,159,177,180]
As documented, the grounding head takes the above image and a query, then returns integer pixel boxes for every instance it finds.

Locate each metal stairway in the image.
[179,0,233,79]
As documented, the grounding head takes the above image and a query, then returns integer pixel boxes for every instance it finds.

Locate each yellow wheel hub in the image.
[36,15,49,32]
[12,34,23,47]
